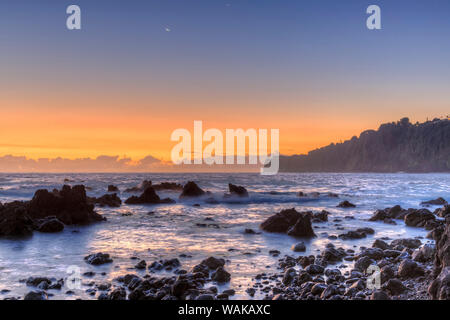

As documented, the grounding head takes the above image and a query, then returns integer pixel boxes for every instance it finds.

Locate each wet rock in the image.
[428,218,450,299]
[244,228,258,235]
[305,264,324,275]
[24,291,47,300]
[152,182,183,191]
[171,277,190,297]
[260,208,304,233]
[282,268,297,285]
[36,217,64,233]
[339,228,374,240]
[320,284,338,299]
[404,209,435,227]
[228,184,249,197]
[291,241,306,252]
[345,279,365,297]
[298,255,315,268]
[354,256,376,272]
[124,180,152,193]
[398,259,425,278]
[84,253,113,265]
[26,277,51,287]
[412,244,435,262]
[321,247,346,263]
[108,287,126,300]
[383,278,407,295]
[311,283,327,295]
[27,185,104,225]
[429,267,450,300]
[370,290,391,300]
[312,210,329,222]
[211,267,231,283]
[380,265,396,284]
[391,238,422,249]
[135,260,147,269]
[107,185,119,192]
[369,205,407,222]
[125,186,175,205]
[0,202,34,236]
[359,248,384,260]
[89,193,122,207]
[196,294,215,300]
[421,197,447,206]
[337,200,355,208]
[179,181,205,198]
[200,257,225,270]
[434,205,450,218]
[286,214,316,238]
[372,239,390,250]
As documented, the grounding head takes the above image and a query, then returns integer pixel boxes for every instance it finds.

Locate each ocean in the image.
[0,172,449,299]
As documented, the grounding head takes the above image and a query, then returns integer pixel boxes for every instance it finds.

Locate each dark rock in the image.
[89,193,122,207]
[0,202,34,236]
[372,239,390,250]
[383,279,407,295]
[286,214,316,238]
[125,186,175,205]
[370,290,391,300]
[282,268,297,285]
[107,185,119,192]
[404,209,435,227]
[313,210,329,222]
[124,180,152,193]
[337,200,355,208]
[201,257,225,270]
[339,228,374,240]
[108,287,126,300]
[321,247,346,263]
[196,294,214,300]
[260,208,303,233]
[391,238,422,249]
[135,260,147,269]
[152,182,183,191]
[211,267,231,283]
[179,181,205,198]
[84,253,113,265]
[305,264,324,275]
[354,256,376,272]
[421,197,447,206]
[428,218,450,299]
[412,244,435,262]
[26,277,51,287]
[36,217,64,233]
[359,248,384,260]
[24,291,47,300]
[398,259,425,278]
[434,205,450,218]
[291,241,306,252]
[228,184,249,197]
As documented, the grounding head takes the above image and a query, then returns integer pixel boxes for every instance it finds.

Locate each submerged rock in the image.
[291,241,306,252]
[337,200,356,208]
[107,185,119,192]
[36,217,65,233]
[89,193,122,207]
[260,208,316,238]
[421,197,447,206]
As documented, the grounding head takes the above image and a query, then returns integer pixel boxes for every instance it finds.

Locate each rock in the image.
[339,228,374,240]
[429,267,450,300]
[26,277,52,287]
[421,197,447,206]
[354,256,376,272]
[196,294,214,300]
[244,228,257,234]
[297,191,306,197]
[321,247,346,263]
[124,180,152,193]
[84,253,113,265]
[370,290,391,300]
[383,279,407,295]
[404,209,435,227]
[125,186,175,205]
[228,184,249,197]
[36,217,65,233]
[429,218,450,299]
[369,205,408,222]
[372,239,390,250]
[200,257,225,270]
[313,210,329,222]
[359,248,384,260]
[27,185,104,225]
[152,182,183,191]
[337,200,355,208]
[380,265,396,283]
[0,202,34,236]
[282,268,297,285]
[305,264,324,275]
[108,287,126,300]
[171,278,190,297]
[260,208,303,233]
[345,279,365,296]
[107,185,119,192]
[135,260,147,269]
[179,181,205,198]
[311,283,327,296]
[89,193,122,207]
[398,259,425,278]
[320,284,338,299]
[211,267,231,283]
[390,238,422,249]
[286,214,316,238]
[412,244,435,262]
[291,241,306,252]
[434,205,450,218]
[24,291,47,300]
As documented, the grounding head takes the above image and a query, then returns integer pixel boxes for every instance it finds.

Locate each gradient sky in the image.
[1,0,449,168]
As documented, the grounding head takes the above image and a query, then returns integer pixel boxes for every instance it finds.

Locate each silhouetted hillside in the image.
[280,118,450,173]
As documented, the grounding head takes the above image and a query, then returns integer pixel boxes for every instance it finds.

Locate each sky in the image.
[0,0,449,171]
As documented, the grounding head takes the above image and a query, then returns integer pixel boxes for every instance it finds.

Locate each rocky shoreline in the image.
[0,180,449,300]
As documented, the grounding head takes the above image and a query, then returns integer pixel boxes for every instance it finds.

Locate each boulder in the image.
[24,291,48,300]
[124,180,152,193]
[179,181,205,198]
[390,238,422,249]
[321,247,346,263]
[84,252,113,265]
[339,228,374,240]
[287,214,316,238]
[372,239,390,250]
[200,256,225,270]
[260,208,303,233]
[404,209,435,227]
[354,256,375,272]
[107,185,119,192]
[398,259,425,278]
[291,241,306,252]
[211,267,231,283]
[228,183,249,197]
[0,202,34,236]
[125,187,175,205]
[337,200,355,208]
[36,217,64,233]
[412,244,435,262]
[152,182,183,191]
[434,205,450,218]
[370,290,391,300]
[428,218,450,299]
[313,210,329,222]
[383,278,407,295]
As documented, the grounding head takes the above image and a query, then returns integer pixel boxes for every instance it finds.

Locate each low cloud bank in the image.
[0,155,165,172]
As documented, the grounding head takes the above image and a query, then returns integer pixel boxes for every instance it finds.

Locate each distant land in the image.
[279,117,450,173]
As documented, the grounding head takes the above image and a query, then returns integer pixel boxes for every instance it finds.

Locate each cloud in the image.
[0,155,165,172]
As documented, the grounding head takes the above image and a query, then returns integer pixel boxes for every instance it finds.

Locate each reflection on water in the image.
[0,173,449,299]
